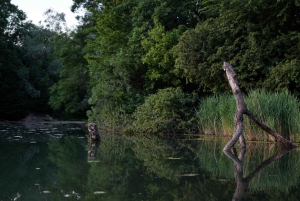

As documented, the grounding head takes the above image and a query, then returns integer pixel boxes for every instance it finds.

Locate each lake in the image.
[0,121,299,201]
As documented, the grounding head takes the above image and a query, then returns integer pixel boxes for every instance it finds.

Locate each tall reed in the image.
[198,89,300,141]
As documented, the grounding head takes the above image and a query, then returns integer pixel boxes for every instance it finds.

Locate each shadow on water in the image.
[1,122,300,201]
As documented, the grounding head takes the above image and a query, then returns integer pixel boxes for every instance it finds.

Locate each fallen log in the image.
[222,62,297,151]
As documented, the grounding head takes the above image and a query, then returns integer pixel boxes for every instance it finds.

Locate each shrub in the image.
[129,88,198,134]
[87,101,133,132]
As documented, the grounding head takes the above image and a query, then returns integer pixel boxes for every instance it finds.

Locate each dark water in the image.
[0,122,300,201]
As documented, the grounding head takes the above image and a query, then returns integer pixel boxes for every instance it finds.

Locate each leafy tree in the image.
[0,0,32,119]
[141,19,185,87]
[82,0,200,129]
[49,26,90,118]
[0,2,81,120]
[131,0,199,90]
[20,25,61,114]
[173,0,300,94]
[42,8,68,32]
[85,0,143,129]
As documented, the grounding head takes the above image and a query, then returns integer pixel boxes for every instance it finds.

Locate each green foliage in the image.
[246,89,300,140]
[49,27,90,118]
[84,0,139,127]
[174,0,300,93]
[130,88,198,134]
[0,1,75,119]
[87,102,134,132]
[0,0,28,41]
[198,94,235,135]
[4,0,300,132]
[141,19,185,86]
[265,59,300,95]
[0,41,29,119]
[42,9,68,32]
[173,18,230,92]
[84,0,200,130]
[0,0,33,119]
[198,90,300,140]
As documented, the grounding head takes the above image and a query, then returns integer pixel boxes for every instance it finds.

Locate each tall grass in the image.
[198,89,300,141]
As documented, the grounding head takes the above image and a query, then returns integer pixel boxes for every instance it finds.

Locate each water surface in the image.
[0,122,299,201]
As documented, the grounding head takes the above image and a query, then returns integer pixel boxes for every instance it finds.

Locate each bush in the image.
[87,101,133,133]
[129,88,198,134]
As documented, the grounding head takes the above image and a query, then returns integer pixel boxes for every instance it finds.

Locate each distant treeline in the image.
[2,1,300,137]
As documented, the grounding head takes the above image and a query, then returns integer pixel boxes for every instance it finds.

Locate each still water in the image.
[0,121,300,201]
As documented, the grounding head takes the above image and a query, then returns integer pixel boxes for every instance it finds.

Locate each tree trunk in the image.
[88,123,100,141]
[222,62,297,151]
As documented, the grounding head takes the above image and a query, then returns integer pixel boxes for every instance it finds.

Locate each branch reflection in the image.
[88,141,100,161]
[224,146,295,201]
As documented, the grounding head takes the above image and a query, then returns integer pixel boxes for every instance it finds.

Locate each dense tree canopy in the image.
[0,0,32,119]
[2,0,300,128]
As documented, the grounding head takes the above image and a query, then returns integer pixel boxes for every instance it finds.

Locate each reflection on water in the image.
[224,146,295,201]
[0,122,300,201]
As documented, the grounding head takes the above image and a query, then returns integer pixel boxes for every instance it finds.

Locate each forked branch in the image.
[222,62,297,151]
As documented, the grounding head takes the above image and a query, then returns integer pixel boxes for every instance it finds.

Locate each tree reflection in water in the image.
[49,134,300,201]
[224,146,296,201]
[3,122,300,200]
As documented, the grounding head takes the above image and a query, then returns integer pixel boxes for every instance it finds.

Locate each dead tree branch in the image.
[222,62,297,151]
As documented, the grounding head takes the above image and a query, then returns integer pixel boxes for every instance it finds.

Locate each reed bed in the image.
[198,89,300,141]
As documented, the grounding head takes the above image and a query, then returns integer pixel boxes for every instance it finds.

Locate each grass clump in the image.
[198,89,300,141]
[246,89,300,141]
[198,94,235,135]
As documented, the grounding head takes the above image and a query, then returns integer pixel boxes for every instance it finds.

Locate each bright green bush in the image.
[198,89,300,141]
[130,88,198,134]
